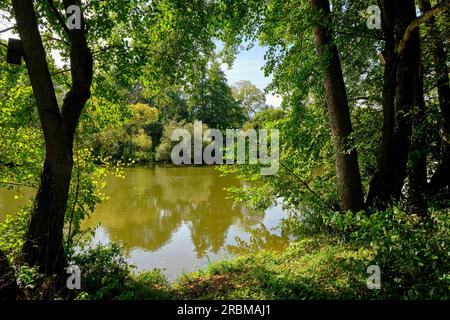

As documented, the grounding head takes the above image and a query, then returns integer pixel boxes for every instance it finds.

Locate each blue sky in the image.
[219,42,282,108]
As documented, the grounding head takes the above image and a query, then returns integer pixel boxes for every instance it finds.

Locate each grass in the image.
[121,235,377,300]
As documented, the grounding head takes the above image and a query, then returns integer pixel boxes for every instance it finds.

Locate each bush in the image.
[155,120,210,162]
[71,243,134,300]
[125,270,172,300]
[70,243,172,300]
[325,208,450,299]
[0,207,29,258]
[92,103,158,163]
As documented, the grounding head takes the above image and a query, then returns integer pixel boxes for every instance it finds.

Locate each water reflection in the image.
[82,167,266,256]
[0,166,287,279]
[0,187,34,217]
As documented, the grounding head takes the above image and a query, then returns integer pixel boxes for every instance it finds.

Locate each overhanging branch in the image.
[0,27,15,34]
[396,0,449,56]
[47,0,71,36]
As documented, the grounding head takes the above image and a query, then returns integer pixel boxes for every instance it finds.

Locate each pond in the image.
[0,166,287,280]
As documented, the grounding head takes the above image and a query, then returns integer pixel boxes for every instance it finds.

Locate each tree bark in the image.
[392,0,421,200]
[408,62,428,215]
[12,0,92,277]
[310,0,365,212]
[366,0,397,208]
[419,0,450,195]
[366,0,422,210]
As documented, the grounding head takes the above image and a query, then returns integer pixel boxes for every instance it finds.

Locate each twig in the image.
[42,35,69,45]
[0,27,14,34]
[279,161,337,211]
[47,0,71,36]
[0,181,36,188]
[51,68,71,76]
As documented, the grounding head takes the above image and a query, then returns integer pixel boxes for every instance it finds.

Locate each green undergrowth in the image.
[90,206,450,300]
[74,236,376,300]
[2,207,449,300]
[171,236,374,300]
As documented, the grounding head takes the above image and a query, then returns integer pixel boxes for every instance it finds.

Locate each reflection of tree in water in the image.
[226,224,289,256]
[187,185,262,258]
[82,167,264,256]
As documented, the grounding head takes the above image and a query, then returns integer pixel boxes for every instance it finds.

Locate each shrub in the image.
[325,208,450,299]
[155,120,210,162]
[70,243,172,300]
[92,103,158,163]
[125,270,172,300]
[71,243,134,300]
[0,207,29,258]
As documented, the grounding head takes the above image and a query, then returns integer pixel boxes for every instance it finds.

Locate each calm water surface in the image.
[0,166,287,280]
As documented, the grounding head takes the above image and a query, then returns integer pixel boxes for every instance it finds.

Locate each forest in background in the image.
[0,0,449,300]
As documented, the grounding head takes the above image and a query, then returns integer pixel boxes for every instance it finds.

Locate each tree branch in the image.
[396,0,450,56]
[279,161,338,211]
[47,0,71,36]
[51,68,71,76]
[0,27,15,34]
[0,181,36,188]
[42,35,70,45]
[60,0,93,139]
[11,0,64,152]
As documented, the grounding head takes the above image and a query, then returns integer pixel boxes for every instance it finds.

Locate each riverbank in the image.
[3,206,449,300]
[75,206,450,300]
[171,235,373,300]
[75,235,375,300]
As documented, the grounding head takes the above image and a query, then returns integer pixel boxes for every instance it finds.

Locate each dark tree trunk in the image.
[408,62,428,215]
[367,0,422,210]
[310,0,365,212]
[366,0,397,208]
[12,0,92,277]
[23,154,73,276]
[391,0,422,202]
[12,0,70,276]
[419,0,450,195]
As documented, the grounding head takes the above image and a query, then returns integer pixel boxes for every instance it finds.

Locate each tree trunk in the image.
[408,62,428,215]
[22,153,73,276]
[419,0,450,195]
[12,0,92,277]
[366,0,397,208]
[367,0,421,209]
[310,0,365,212]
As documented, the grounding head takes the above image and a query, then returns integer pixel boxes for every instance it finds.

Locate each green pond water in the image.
[0,166,287,280]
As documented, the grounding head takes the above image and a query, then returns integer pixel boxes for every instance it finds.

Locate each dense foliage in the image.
[0,0,449,301]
